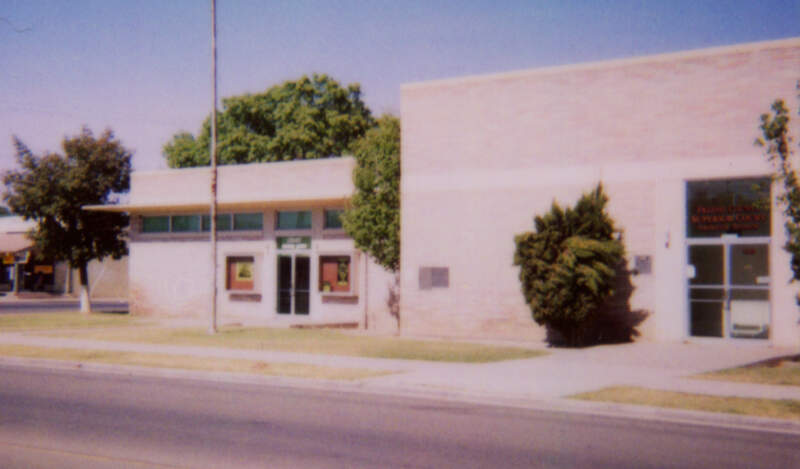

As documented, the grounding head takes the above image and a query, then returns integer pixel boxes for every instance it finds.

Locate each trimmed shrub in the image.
[513,184,624,346]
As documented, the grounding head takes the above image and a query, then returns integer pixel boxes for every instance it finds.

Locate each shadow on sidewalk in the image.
[546,264,649,347]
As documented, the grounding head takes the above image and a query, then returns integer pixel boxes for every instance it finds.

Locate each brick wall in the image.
[400,39,800,343]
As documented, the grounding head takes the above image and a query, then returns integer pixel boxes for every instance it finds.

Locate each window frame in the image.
[276,210,312,231]
[318,253,357,296]
[232,212,263,231]
[202,213,232,232]
[170,214,202,233]
[141,212,264,234]
[323,209,345,230]
[141,215,170,233]
[686,177,771,239]
[226,255,257,292]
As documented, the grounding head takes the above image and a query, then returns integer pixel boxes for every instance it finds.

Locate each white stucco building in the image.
[92,157,396,330]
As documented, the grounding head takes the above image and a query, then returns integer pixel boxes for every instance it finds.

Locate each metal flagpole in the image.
[209,0,218,334]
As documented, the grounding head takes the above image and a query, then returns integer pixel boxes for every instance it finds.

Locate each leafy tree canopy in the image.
[3,127,131,312]
[757,84,800,302]
[342,115,401,272]
[514,184,624,346]
[164,74,374,167]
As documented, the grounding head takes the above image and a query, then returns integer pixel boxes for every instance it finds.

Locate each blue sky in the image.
[1,0,798,172]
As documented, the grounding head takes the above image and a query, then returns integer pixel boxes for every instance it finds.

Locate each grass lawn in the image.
[0,311,144,330]
[696,356,800,386]
[572,386,800,421]
[0,344,391,381]
[25,316,545,362]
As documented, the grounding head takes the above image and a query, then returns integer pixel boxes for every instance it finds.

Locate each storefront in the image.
[0,226,57,294]
[92,158,395,330]
[0,216,125,297]
[686,178,772,339]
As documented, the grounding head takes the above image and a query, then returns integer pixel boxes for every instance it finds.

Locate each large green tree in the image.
[514,185,624,347]
[757,85,800,302]
[341,115,401,272]
[341,115,401,330]
[164,74,374,167]
[3,128,131,313]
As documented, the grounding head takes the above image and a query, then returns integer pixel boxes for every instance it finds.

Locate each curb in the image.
[3,355,800,436]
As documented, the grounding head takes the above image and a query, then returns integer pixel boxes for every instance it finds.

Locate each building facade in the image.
[0,216,127,298]
[97,157,395,329]
[400,38,800,347]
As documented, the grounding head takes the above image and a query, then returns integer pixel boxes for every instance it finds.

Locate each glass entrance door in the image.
[277,255,310,315]
[688,241,769,339]
[729,244,770,338]
[688,244,724,337]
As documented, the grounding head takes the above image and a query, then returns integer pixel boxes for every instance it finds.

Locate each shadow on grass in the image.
[98,310,130,315]
[740,354,800,368]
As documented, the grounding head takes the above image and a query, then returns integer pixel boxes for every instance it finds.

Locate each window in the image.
[277,210,311,230]
[686,178,771,238]
[203,213,262,231]
[319,255,351,292]
[227,256,255,291]
[142,216,169,233]
[171,215,201,232]
[324,209,344,229]
[142,212,264,233]
[233,212,263,231]
[202,214,232,231]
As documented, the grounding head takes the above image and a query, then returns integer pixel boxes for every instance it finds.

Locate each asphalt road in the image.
[0,299,127,313]
[0,364,797,469]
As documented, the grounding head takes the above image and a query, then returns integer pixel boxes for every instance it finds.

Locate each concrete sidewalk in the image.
[0,326,800,435]
[367,341,800,401]
[0,333,800,435]
[0,332,796,399]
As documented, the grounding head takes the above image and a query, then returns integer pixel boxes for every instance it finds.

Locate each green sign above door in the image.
[277,236,311,250]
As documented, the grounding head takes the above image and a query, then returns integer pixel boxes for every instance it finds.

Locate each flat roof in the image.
[402,37,800,91]
[87,157,356,213]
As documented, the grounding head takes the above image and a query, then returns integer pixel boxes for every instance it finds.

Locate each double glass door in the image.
[688,240,770,339]
[277,254,310,315]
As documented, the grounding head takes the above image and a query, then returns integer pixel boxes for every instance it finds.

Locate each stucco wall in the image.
[130,239,211,317]
[400,38,800,345]
[128,206,396,329]
[67,257,128,299]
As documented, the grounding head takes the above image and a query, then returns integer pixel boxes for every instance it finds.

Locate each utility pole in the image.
[209,0,218,334]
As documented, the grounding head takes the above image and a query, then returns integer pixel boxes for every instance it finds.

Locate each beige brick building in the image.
[400,38,800,346]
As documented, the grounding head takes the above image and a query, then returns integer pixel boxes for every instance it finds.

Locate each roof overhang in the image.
[85,158,356,214]
[0,233,33,254]
[83,196,350,214]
